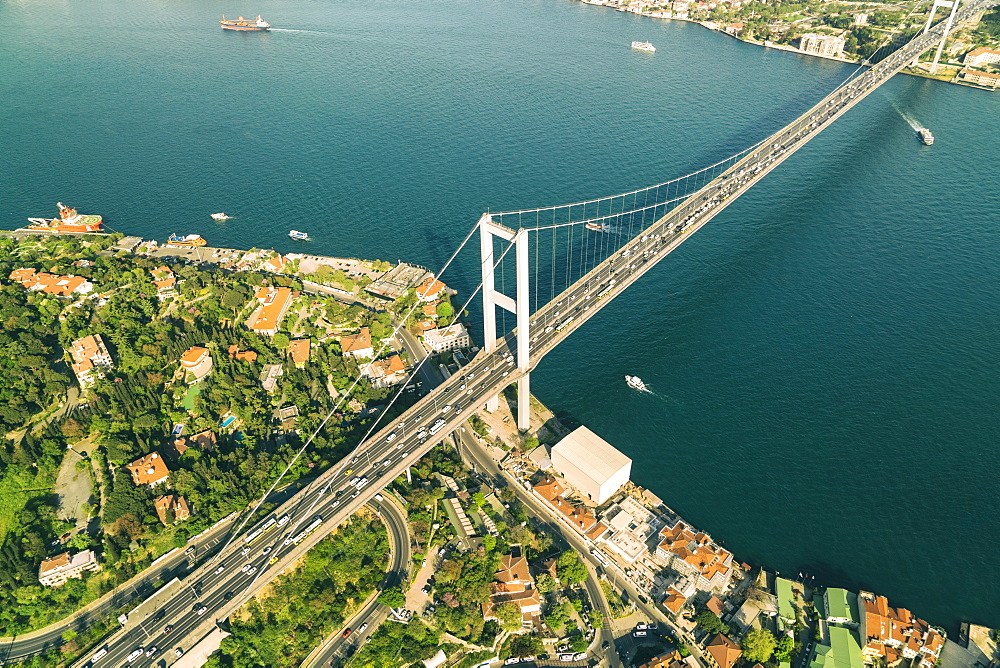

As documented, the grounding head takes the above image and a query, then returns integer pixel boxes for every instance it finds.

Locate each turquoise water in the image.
[2,0,998,630]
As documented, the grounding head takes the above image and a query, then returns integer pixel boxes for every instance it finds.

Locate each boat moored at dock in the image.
[25,203,103,234]
[219,15,270,31]
[167,234,207,247]
[631,41,656,52]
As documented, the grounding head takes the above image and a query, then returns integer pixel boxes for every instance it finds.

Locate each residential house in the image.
[810,626,865,668]
[423,323,471,352]
[150,266,177,297]
[263,254,286,273]
[364,354,408,387]
[68,334,113,389]
[227,344,258,363]
[705,634,742,668]
[656,519,733,592]
[288,338,310,368]
[639,649,699,668]
[248,286,294,336]
[724,22,744,35]
[422,302,439,318]
[153,494,191,525]
[260,363,284,393]
[38,550,101,587]
[9,268,93,297]
[340,327,374,359]
[180,345,213,382]
[858,591,944,668]
[776,577,797,628]
[124,452,170,488]
[482,547,542,629]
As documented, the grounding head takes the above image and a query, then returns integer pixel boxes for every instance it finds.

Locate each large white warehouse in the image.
[550,426,632,505]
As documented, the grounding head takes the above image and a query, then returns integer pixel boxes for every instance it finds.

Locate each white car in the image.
[241,563,253,573]
[246,566,258,576]
[175,648,184,658]
[197,606,208,616]
[262,546,272,555]
[441,405,452,413]
[386,433,397,443]
[145,647,158,657]
[127,649,144,662]
[214,565,225,574]
[400,452,408,458]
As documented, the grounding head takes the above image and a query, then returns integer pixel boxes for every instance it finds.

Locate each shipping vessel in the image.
[625,375,650,392]
[288,230,310,241]
[167,234,207,247]
[631,41,656,52]
[25,203,103,234]
[219,15,270,31]
[210,213,230,221]
[916,128,934,145]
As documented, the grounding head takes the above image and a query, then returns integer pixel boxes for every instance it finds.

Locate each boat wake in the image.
[270,28,326,33]
[890,99,922,131]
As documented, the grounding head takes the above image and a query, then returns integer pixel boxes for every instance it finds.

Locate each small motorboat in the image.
[288,229,310,241]
[210,213,230,221]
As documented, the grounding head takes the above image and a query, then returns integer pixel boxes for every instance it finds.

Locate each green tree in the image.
[495,601,523,632]
[436,301,454,319]
[587,608,604,629]
[273,332,290,349]
[774,633,795,662]
[378,585,406,608]
[742,628,778,663]
[555,550,588,584]
[471,492,486,507]
[694,608,730,635]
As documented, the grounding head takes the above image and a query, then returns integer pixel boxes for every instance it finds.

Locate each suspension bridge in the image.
[53,2,994,665]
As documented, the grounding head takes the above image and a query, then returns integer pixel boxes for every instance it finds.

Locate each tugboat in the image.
[167,234,207,247]
[916,128,934,145]
[625,375,650,392]
[288,230,310,241]
[631,41,656,52]
[25,203,103,234]
[210,213,230,221]
[219,15,270,31]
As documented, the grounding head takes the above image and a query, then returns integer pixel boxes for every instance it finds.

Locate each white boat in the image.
[210,213,230,221]
[625,375,649,392]
[585,222,604,231]
[916,128,934,145]
[288,229,310,241]
[631,41,656,52]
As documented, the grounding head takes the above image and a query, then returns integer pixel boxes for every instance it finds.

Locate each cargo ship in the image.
[631,41,656,52]
[25,203,103,234]
[916,128,934,145]
[167,234,207,247]
[219,15,270,31]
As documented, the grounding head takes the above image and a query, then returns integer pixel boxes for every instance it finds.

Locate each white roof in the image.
[552,426,631,486]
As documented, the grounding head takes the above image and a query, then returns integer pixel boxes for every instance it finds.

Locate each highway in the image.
[70,4,995,665]
[303,494,411,668]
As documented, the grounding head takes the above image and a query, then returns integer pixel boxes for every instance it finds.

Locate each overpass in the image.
[59,2,994,665]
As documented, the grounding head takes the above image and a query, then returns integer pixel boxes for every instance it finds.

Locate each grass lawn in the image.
[181,382,201,411]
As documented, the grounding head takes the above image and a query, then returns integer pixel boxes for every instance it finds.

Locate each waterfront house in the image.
[963,46,1000,67]
[655,519,733,593]
[959,68,1000,87]
[248,286,294,336]
[423,323,471,352]
[68,334,114,389]
[799,33,846,58]
[416,275,447,302]
[9,268,93,297]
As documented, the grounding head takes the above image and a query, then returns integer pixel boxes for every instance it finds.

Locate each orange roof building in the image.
[705,634,742,668]
[68,334,113,389]
[124,452,170,488]
[416,275,447,302]
[341,327,374,359]
[9,268,93,297]
[179,345,213,382]
[153,494,191,525]
[363,353,408,387]
[482,547,541,628]
[656,520,733,591]
[150,266,176,294]
[531,476,609,542]
[248,286,294,336]
[227,344,258,363]
[289,339,310,367]
[663,586,688,614]
[38,550,100,587]
[858,591,945,667]
[263,254,286,273]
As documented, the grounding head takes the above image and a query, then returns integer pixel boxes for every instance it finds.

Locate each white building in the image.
[423,323,471,352]
[799,33,846,58]
[550,426,631,505]
[38,550,101,587]
[964,47,1000,67]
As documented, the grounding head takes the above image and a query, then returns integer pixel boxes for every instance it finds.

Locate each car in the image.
[358,622,369,633]
[126,649,143,662]
[635,623,648,630]
[382,459,391,466]
[559,654,574,662]
[269,556,279,565]
[242,563,253,573]
[224,591,235,600]
[163,625,174,634]
[459,384,466,390]
[241,546,251,555]
[386,433,397,443]
[397,441,406,448]
[343,628,352,637]
[633,630,647,637]
[400,452,408,458]
[175,648,184,658]
[574,652,587,660]
[421,584,432,594]
[277,514,290,527]
[214,565,225,574]
[197,606,208,615]
[545,326,554,333]
[374,493,384,502]
[454,407,462,414]
[262,546,272,555]
[145,647,158,658]
[602,641,610,649]
[441,405,452,413]
[246,566,258,575]
[343,469,354,476]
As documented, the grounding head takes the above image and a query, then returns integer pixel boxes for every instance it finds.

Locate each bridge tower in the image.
[478,213,531,431]
[918,0,961,73]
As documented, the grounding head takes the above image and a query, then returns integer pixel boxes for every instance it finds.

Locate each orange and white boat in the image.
[26,203,103,233]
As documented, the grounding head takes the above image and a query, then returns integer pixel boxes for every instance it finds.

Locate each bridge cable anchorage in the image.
[214,221,483,558]
[244,225,520,567]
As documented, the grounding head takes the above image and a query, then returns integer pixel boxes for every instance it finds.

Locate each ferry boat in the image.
[25,203,103,234]
[210,213,230,221]
[167,233,207,247]
[625,375,650,392]
[585,222,604,232]
[288,229,310,241]
[916,128,934,145]
[219,15,270,31]
[631,41,656,52]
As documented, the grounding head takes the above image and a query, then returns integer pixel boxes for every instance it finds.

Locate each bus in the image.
[595,281,616,299]
[555,317,575,332]
[244,516,277,545]
[291,515,324,545]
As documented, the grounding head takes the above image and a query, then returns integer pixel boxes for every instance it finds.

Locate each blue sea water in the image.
[2,0,998,630]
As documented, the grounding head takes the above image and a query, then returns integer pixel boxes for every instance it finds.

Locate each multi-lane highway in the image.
[71,4,995,664]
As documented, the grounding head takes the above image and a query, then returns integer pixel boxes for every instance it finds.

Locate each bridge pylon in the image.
[478,213,531,431]
[917,0,961,72]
